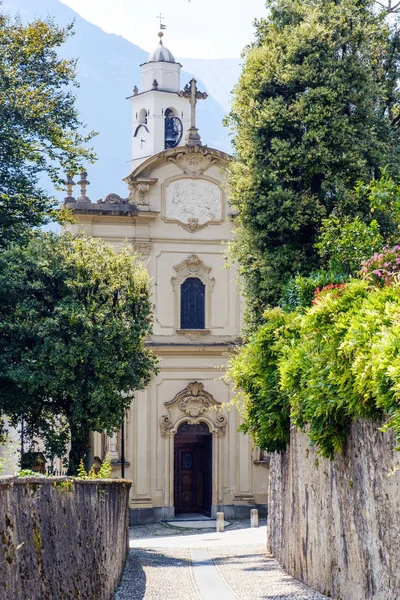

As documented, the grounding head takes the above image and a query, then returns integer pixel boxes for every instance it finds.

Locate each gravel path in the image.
[115,521,328,600]
[210,545,327,600]
[116,547,201,600]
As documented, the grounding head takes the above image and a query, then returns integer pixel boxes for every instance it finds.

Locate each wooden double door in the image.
[174,423,212,516]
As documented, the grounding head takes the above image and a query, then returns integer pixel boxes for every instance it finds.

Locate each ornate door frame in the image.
[160,382,226,513]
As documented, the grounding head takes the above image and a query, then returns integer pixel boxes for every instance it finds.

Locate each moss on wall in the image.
[0,477,131,600]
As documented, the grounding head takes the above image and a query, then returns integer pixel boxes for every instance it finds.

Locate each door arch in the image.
[173,422,212,516]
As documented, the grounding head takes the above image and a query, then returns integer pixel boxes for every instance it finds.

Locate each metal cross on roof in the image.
[157,13,166,30]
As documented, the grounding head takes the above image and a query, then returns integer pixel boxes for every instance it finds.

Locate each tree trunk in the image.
[67,421,90,475]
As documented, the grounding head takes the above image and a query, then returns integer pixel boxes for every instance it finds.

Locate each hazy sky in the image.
[59,0,267,59]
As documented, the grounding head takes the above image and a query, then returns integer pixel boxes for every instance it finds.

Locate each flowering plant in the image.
[313,283,346,304]
[360,246,400,285]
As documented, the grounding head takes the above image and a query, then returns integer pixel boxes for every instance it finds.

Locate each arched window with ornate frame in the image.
[180,277,205,329]
[171,255,215,338]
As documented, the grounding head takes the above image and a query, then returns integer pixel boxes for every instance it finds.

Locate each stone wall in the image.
[267,421,400,600]
[0,476,131,600]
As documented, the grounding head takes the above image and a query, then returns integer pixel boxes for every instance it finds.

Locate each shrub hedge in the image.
[229,279,400,458]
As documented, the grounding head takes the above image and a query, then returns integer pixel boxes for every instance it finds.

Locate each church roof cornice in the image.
[127,89,180,100]
[139,60,183,68]
[125,145,232,181]
[64,200,138,218]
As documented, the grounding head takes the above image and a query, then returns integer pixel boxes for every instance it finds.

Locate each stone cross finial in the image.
[64,173,76,201]
[179,78,208,146]
[77,171,90,202]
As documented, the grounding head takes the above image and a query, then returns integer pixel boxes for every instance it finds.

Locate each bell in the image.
[165,118,177,146]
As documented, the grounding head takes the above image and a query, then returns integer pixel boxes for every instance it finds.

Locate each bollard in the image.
[250,508,259,528]
[216,512,224,532]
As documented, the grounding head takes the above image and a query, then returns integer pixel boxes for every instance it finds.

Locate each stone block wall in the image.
[267,421,400,600]
[0,476,131,600]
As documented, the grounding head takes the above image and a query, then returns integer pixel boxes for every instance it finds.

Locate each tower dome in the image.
[147,32,175,63]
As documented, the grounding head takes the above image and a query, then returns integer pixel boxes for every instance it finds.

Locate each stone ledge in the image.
[0,475,132,486]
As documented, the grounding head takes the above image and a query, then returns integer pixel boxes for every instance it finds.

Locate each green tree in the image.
[0,10,95,246]
[226,0,400,324]
[0,233,157,474]
[356,167,400,228]
[315,215,384,276]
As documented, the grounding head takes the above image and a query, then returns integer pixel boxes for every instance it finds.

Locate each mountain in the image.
[180,58,241,113]
[5,0,235,203]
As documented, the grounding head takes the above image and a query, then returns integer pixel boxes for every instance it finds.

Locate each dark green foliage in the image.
[0,10,95,246]
[0,233,157,474]
[226,0,400,323]
[279,270,349,312]
[278,214,383,311]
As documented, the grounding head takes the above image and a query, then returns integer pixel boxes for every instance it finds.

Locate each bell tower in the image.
[128,31,191,168]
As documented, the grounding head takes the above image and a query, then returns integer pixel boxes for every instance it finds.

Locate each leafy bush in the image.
[313,283,346,304]
[356,168,400,227]
[280,280,373,457]
[227,308,295,452]
[279,214,382,312]
[229,279,400,458]
[77,455,112,480]
[315,216,383,276]
[17,469,46,478]
[361,245,400,285]
[280,270,348,312]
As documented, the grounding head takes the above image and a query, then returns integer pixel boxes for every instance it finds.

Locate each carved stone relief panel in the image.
[159,382,227,436]
[163,177,223,232]
[133,241,153,255]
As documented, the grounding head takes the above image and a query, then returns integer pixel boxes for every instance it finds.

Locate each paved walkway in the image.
[115,521,328,600]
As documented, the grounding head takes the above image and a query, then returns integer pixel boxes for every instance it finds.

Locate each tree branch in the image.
[376,0,400,13]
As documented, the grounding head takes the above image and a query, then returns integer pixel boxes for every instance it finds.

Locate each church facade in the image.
[64,33,269,523]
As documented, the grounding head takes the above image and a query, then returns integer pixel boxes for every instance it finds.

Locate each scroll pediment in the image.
[165,381,219,417]
[160,382,227,435]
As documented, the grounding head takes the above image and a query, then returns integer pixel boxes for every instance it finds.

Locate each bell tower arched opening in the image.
[174,421,212,516]
[164,107,183,149]
[138,108,148,124]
